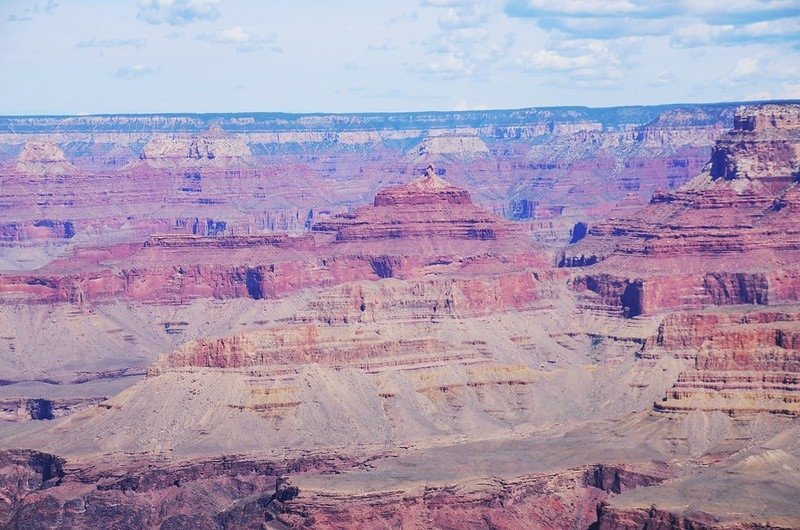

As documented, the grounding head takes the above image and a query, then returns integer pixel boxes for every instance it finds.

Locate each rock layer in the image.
[566,104,800,317]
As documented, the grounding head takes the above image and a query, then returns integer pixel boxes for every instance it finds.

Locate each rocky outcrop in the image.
[143,233,316,250]
[0,449,677,530]
[564,103,800,317]
[596,504,794,529]
[13,141,75,177]
[0,397,105,421]
[648,307,800,417]
[0,450,356,530]
[313,165,520,243]
[596,439,800,529]
[0,169,548,305]
[407,133,489,161]
[140,124,252,167]
[0,450,64,526]
[270,463,672,529]
[0,220,76,242]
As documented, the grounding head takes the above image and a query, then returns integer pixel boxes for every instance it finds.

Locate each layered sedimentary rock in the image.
[597,424,800,529]
[566,104,800,317]
[272,462,671,529]
[0,168,548,305]
[643,306,800,417]
[140,124,254,168]
[313,164,518,243]
[407,133,489,161]
[0,449,357,529]
[13,141,75,177]
[0,103,740,264]
[1,103,799,529]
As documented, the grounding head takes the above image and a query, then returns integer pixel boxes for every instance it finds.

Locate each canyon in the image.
[0,102,798,529]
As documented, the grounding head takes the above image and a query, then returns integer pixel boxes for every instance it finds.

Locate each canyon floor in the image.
[0,103,798,529]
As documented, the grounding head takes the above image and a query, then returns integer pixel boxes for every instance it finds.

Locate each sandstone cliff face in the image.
[644,307,800,417]
[140,124,253,168]
[564,104,800,317]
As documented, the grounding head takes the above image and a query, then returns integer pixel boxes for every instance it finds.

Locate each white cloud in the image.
[197,26,277,52]
[78,36,147,49]
[417,26,515,79]
[6,0,58,22]
[422,0,478,7]
[743,90,773,100]
[437,4,494,29]
[201,26,248,43]
[138,0,222,26]
[112,65,157,79]
[672,18,800,47]
[453,99,490,110]
[683,0,800,22]
[506,0,799,21]
[417,55,476,78]
[515,39,638,88]
[505,0,673,19]
[506,0,800,51]
[729,57,760,80]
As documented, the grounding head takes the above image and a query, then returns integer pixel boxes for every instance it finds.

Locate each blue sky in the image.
[2,0,799,114]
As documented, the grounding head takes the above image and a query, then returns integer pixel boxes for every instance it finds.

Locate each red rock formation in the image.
[645,307,800,416]
[565,104,800,317]
[0,104,740,263]
[313,164,513,242]
[0,449,676,530]
[0,168,548,305]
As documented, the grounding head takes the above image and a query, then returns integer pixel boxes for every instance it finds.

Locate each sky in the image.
[1,0,799,115]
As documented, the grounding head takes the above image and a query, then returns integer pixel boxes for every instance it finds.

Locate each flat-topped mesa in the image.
[17,141,67,163]
[140,123,252,164]
[709,103,800,185]
[732,103,800,133]
[373,165,472,206]
[407,134,490,162]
